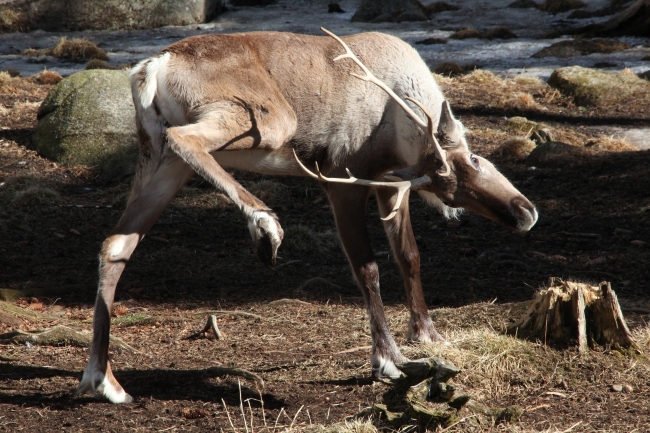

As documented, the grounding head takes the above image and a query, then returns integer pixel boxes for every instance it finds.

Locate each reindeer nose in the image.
[510,197,538,232]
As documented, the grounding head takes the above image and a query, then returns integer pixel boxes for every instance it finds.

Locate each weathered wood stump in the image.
[508,278,634,351]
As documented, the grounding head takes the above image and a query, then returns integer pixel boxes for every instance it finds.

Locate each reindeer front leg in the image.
[326,184,407,378]
[376,188,446,343]
[166,119,283,268]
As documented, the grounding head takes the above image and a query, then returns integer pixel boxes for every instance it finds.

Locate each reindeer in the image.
[77,28,537,403]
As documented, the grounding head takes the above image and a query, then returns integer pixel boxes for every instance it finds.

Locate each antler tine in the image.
[320,27,428,132]
[322,27,451,177]
[405,97,451,177]
[292,149,431,220]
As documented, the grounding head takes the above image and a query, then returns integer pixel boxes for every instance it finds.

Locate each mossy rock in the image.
[548,66,650,106]
[32,69,137,181]
[5,0,224,31]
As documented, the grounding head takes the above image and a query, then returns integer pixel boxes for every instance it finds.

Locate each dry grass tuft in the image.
[450,27,481,39]
[31,69,62,85]
[585,136,638,152]
[245,179,290,205]
[450,27,517,40]
[85,59,113,70]
[24,38,108,61]
[493,137,537,160]
[0,8,23,31]
[513,75,544,87]
[311,419,378,433]
[514,92,537,109]
[0,70,11,86]
[51,38,108,61]
[425,1,460,14]
[13,185,60,205]
[282,225,339,256]
[433,62,467,77]
[483,26,518,39]
[539,0,585,13]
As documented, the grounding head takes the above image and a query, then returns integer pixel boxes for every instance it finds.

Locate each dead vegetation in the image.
[244,179,291,205]
[532,38,631,58]
[24,38,108,62]
[450,26,518,39]
[282,225,340,256]
[539,0,586,13]
[492,137,537,160]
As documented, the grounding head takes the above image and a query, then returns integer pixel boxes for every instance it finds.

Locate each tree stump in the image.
[508,278,634,352]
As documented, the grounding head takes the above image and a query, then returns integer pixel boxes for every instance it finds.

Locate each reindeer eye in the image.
[470,154,480,168]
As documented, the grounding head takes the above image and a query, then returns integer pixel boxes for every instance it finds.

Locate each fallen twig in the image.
[207,366,264,388]
[560,231,601,240]
[0,326,137,352]
[297,277,342,292]
[489,260,530,269]
[275,260,302,271]
[193,310,262,320]
[0,355,19,362]
[334,345,371,355]
[438,415,478,433]
[268,298,312,307]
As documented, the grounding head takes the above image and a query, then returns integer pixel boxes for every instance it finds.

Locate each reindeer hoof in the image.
[250,212,283,268]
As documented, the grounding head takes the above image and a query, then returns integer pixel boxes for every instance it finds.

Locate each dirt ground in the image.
[1,66,650,431]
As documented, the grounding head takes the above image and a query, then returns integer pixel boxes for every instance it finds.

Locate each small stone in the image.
[610,384,623,392]
[631,240,646,247]
[614,228,633,235]
[69,228,81,235]
[623,384,633,393]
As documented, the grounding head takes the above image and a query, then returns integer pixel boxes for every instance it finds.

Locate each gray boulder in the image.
[33,70,138,181]
[15,0,224,31]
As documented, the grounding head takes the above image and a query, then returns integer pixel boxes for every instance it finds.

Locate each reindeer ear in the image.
[437,101,463,145]
[384,166,417,182]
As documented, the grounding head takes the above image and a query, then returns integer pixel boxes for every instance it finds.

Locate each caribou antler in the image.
[293,150,431,221]
[321,27,451,177]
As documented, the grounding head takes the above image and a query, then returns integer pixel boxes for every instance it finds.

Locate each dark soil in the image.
[1,71,649,432]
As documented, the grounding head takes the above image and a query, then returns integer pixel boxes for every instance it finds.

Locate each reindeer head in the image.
[300,28,537,233]
[388,101,538,233]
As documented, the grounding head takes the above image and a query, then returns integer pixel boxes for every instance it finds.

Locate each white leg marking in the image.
[109,236,126,258]
[247,211,281,245]
[78,363,133,404]
[371,353,403,379]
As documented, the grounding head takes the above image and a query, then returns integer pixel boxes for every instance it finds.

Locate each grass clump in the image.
[85,59,113,70]
[12,185,60,205]
[493,137,537,160]
[433,62,468,77]
[585,136,637,152]
[450,27,517,40]
[0,8,24,32]
[0,70,11,86]
[539,0,585,13]
[244,179,290,205]
[24,38,108,62]
[425,1,460,14]
[31,69,62,85]
[282,225,339,256]
[450,27,481,39]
